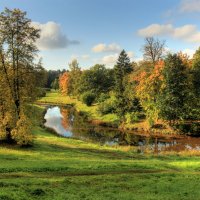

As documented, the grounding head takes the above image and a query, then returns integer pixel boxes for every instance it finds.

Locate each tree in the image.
[142,37,166,65]
[0,8,40,144]
[68,59,81,96]
[135,61,164,125]
[159,54,190,124]
[192,47,200,97]
[114,50,133,117]
[51,78,59,90]
[59,72,71,95]
[78,64,114,98]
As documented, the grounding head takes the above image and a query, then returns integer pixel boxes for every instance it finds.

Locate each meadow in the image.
[0,105,200,199]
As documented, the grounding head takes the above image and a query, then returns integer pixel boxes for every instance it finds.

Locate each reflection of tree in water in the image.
[59,107,200,151]
[60,107,71,129]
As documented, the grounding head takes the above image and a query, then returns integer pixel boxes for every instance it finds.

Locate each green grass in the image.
[37,91,119,124]
[1,105,200,199]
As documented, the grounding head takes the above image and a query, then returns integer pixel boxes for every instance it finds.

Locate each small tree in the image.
[142,37,166,65]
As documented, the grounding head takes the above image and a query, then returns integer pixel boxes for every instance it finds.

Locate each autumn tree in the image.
[59,72,71,95]
[0,8,40,145]
[142,37,166,65]
[135,61,164,125]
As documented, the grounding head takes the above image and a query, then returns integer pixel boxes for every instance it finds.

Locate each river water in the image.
[44,106,200,153]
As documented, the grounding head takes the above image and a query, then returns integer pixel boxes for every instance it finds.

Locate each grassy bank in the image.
[37,91,119,125]
[37,91,179,134]
[0,105,200,199]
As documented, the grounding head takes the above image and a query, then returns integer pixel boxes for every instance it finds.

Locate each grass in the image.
[37,91,119,124]
[1,105,200,199]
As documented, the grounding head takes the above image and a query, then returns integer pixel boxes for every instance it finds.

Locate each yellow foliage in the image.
[11,113,33,146]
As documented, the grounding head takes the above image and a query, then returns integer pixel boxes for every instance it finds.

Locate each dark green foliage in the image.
[98,97,117,115]
[81,91,96,106]
[46,69,66,88]
[114,50,133,94]
[78,64,114,97]
[50,78,59,90]
[36,88,46,98]
[97,93,110,103]
[159,54,190,122]
[114,50,133,118]
[192,47,200,97]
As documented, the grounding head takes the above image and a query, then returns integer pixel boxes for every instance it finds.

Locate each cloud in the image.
[31,21,79,50]
[92,43,121,53]
[179,0,200,13]
[138,23,200,43]
[70,54,90,60]
[100,51,134,66]
[138,24,173,37]
[101,53,118,65]
[182,48,195,58]
[127,51,134,59]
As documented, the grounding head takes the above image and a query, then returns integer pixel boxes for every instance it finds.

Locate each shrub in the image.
[98,96,117,115]
[37,88,46,98]
[125,112,141,123]
[81,91,96,106]
[97,93,110,103]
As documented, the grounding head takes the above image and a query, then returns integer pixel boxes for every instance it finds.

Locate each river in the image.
[44,106,200,153]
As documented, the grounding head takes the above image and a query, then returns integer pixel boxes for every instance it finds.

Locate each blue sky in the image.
[1,0,200,70]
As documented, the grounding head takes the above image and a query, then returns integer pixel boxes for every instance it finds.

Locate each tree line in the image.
[59,39,200,134]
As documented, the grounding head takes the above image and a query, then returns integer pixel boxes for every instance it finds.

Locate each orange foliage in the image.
[59,72,71,95]
[134,61,165,122]
[60,108,71,129]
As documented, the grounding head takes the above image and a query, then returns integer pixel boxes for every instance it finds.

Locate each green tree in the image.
[68,59,81,96]
[114,50,133,118]
[78,64,114,98]
[51,78,59,90]
[192,47,200,97]
[159,54,190,124]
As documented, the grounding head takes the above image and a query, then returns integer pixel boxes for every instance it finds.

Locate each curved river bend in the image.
[44,106,200,153]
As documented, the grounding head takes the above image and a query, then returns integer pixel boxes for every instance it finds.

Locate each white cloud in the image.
[138,24,173,37]
[70,54,90,60]
[138,23,200,43]
[101,53,118,64]
[179,0,200,13]
[182,48,195,58]
[127,51,134,59]
[173,25,197,38]
[92,43,121,53]
[31,21,79,50]
[99,51,134,66]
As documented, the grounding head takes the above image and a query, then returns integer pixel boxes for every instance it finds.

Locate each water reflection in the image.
[44,106,200,152]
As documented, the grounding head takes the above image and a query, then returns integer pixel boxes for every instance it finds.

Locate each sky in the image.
[1,0,200,70]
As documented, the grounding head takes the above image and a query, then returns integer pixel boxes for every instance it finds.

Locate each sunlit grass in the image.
[1,102,200,199]
[37,91,119,123]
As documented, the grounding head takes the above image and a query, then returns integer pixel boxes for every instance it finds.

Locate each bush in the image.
[98,96,117,115]
[125,112,141,123]
[36,88,46,98]
[97,93,110,103]
[81,91,96,106]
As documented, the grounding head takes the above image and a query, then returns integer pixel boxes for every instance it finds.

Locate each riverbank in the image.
[37,91,181,136]
[1,104,200,199]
